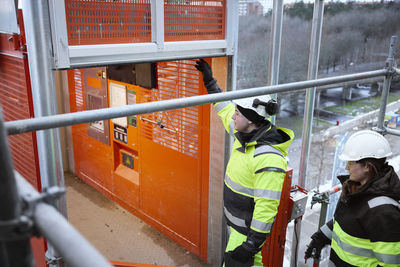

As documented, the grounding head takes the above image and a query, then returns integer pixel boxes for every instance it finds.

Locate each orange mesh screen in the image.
[140,60,201,157]
[64,0,152,45]
[164,0,225,41]
[0,54,40,190]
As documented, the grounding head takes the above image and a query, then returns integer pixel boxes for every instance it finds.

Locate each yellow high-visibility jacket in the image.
[215,101,294,250]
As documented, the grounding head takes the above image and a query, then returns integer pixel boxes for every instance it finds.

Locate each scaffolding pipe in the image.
[385,127,400,137]
[5,69,385,136]
[268,0,284,125]
[0,110,35,267]
[22,0,66,202]
[22,1,67,263]
[376,36,397,132]
[377,76,394,129]
[299,0,325,192]
[374,38,400,137]
[293,0,325,265]
[14,172,113,267]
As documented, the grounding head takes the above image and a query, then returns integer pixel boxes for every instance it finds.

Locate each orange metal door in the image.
[139,60,210,258]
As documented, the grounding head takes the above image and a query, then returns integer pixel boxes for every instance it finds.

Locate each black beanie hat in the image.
[236,105,266,124]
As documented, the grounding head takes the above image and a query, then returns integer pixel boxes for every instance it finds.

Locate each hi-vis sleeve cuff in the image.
[214,101,230,113]
[251,218,273,233]
[224,206,246,228]
[321,223,333,240]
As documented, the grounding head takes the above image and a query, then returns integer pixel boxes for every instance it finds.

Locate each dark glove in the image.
[195,59,213,84]
[195,59,221,94]
[224,252,252,267]
[224,245,254,267]
[304,230,330,261]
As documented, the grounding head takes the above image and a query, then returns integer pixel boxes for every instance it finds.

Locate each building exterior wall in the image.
[248,2,264,16]
[239,0,266,16]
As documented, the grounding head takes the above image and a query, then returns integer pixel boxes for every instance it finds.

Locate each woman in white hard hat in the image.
[196,59,294,267]
[305,130,400,266]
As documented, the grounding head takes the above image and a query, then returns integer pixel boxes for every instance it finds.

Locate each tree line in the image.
[237,2,400,90]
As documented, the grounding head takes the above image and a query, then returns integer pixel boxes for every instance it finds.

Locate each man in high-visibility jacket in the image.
[305,130,400,266]
[196,59,294,266]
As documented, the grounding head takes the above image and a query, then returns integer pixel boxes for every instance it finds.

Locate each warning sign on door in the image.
[122,152,134,169]
[114,124,127,144]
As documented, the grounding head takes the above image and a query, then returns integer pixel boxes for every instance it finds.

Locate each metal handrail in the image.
[5,69,386,136]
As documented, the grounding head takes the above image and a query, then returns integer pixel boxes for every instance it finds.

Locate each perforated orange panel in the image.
[0,53,41,190]
[65,0,152,45]
[140,60,201,157]
[164,0,225,41]
[64,0,225,45]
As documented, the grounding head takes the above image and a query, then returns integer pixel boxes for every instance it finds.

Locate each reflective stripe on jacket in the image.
[215,101,294,245]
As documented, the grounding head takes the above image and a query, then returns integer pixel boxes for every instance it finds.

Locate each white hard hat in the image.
[232,95,276,119]
[339,130,392,161]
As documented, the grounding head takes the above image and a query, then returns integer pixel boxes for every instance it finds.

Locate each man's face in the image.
[232,107,252,133]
